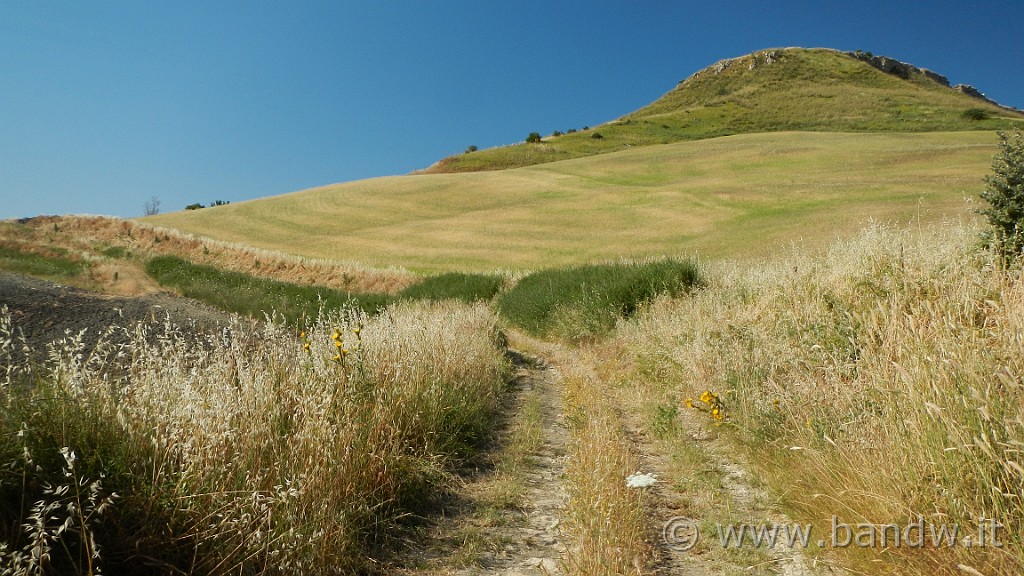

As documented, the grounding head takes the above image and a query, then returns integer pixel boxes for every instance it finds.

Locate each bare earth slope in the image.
[0,271,232,359]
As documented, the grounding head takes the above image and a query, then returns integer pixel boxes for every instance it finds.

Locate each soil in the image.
[0,271,232,362]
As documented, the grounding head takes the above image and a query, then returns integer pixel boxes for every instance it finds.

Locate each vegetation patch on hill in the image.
[427,48,1023,173]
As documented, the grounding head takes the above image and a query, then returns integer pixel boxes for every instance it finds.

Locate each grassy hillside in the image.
[146,131,1000,272]
[426,48,1022,173]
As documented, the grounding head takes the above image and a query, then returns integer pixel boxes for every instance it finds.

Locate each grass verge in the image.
[0,244,87,280]
[145,255,394,323]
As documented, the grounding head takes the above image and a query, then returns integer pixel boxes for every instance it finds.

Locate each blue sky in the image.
[1,1,1021,219]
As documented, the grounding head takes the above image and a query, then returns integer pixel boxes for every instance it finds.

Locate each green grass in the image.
[145,257,506,323]
[101,245,130,259]
[145,131,1003,272]
[497,258,703,339]
[428,48,1023,173]
[145,255,394,324]
[0,245,86,279]
[398,271,504,303]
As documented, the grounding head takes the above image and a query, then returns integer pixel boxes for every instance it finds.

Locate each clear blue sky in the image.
[1,1,1021,219]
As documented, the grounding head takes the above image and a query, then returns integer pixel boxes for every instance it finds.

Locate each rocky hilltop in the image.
[425,47,1024,173]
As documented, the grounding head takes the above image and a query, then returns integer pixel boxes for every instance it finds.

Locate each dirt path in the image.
[395,350,568,575]
[478,352,568,576]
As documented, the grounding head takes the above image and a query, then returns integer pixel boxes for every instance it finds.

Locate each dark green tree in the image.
[980,130,1024,264]
[525,132,542,144]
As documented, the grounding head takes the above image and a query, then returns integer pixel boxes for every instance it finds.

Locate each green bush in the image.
[497,259,704,340]
[526,132,542,144]
[980,129,1024,264]
[963,108,989,121]
[399,272,504,303]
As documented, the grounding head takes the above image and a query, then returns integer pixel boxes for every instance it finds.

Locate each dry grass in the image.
[557,350,652,575]
[142,132,1000,272]
[6,215,416,294]
[0,300,508,574]
[615,222,1024,574]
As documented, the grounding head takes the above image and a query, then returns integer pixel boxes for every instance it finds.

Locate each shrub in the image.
[465,145,478,153]
[962,108,989,121]
[497,259,703,340]
[526,132,542,144]
[399,272,504,303]
[979,129,1024,263]
[591,132,604,139]
[185,203,206,210]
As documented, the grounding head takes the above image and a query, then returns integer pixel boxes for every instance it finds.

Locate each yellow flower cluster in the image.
[298,324,365,364]
[684,390,725,422]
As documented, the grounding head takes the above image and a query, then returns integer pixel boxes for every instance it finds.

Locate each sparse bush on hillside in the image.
[963,107,989,121]
[980,129,1024,264]
[526,132,542,144]
[465,145,478,153]
[591,132,604,139]
[143,196,160,216]
[185,202,205,210]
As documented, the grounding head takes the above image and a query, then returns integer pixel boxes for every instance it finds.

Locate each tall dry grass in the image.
[616,222,1024,574]
[0,300,508,574]
[559,354,651,575]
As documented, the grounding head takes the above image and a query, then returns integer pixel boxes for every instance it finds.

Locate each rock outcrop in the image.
[848,50,950,86]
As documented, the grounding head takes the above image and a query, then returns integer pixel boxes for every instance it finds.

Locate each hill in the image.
[145,131,1000,272]
[424,47,1022,173]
